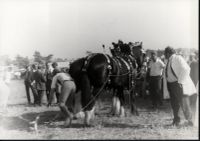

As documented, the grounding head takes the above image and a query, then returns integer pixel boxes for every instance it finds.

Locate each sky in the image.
[0,0,198,60]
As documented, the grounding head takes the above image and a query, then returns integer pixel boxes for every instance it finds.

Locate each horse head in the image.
[119,43,131,55]
[110,42,121,56]
[130,42,146,70]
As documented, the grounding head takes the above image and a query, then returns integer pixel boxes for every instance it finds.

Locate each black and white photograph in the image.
[0,0,198,139]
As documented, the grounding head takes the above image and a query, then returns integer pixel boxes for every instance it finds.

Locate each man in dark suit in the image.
[24,65,38,105]
[190,53,199,87]
[52,62,60,104]
[45,63,53,102]
[34,65,47,106]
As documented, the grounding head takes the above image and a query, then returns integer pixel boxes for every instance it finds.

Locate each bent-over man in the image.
[48,69,76,127]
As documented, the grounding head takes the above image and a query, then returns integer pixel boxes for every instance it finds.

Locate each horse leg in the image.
[115,96,121,116]
[84,106,95,127]
[130,89,139,116]
[111,89,118,115]
[92,87,102,116]
[80,73,95,126]
[113,87,125,117]
[118,87,125,117]
[120,104,125,117]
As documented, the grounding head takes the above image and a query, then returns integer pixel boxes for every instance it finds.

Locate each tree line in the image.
[0,51,68,69]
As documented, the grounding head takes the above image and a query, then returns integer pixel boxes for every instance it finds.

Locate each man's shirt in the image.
[166,54,178,83]
[51,73,73,89]
[149,58,165,76]
[166,54,196,96]
[166,54,190,84]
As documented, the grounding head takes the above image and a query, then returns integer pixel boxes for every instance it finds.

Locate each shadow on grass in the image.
[8,103,35,108]
[0,110,62,131]
[102,122,146,129]
[0,115,30,131]
[47,122,86,129]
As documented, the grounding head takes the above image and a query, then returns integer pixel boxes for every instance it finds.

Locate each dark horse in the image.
[69,44,145,126]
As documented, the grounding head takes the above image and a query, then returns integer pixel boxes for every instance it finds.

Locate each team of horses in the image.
[69,41,146,126]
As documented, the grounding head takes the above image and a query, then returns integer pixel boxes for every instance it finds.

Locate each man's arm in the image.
[48,74,57,106]
[172,55,190,84]
[159,59,166,69]
[40,71,47,82]
[48,88,56,106]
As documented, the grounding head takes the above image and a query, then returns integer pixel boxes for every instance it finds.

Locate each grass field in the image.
[0,79,198,139]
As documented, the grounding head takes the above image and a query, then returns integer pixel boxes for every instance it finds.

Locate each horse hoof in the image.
[84,124,94,128]
[131,111,139,116]
[119,114,125,118]
[64,118,72,127]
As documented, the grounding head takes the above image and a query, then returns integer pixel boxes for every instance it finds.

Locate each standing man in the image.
[34,65,47,106]
[29,64,39,105]
[52,62,60,104]
[190,52,199,127]
[45,63,53,102]
[140,56,149,99]
[148,51,165,109]
[164,46,197,126]
[24,65,36,105]
[190,52,199,87]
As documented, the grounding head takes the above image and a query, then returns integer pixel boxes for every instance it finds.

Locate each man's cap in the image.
[151,50,157,55]
[52,62,58,67]
[54,68,61,74]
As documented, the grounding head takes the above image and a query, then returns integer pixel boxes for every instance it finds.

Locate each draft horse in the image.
[69,44,145,126]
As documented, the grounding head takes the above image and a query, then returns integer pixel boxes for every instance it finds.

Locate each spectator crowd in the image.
[23,62,68,106]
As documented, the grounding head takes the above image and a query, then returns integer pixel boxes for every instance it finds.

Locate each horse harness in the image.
[81,53,112,83]
[81,53,137,91]
[81,53,97,72]
[111,55,137,90]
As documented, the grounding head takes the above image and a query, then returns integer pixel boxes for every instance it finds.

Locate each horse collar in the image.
[82,53,96,72]
[103,54,112,69]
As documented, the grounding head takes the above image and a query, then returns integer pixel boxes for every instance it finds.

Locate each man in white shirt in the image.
[48,69,76,127]
[164,46,197,127]
[148,51,165,109]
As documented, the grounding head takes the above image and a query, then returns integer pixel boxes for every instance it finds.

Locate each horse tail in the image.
[80,71,95,111]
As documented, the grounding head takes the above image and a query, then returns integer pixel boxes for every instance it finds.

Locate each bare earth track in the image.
[0,80,198,139]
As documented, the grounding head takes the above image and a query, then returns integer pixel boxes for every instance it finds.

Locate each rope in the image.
[75,69,139,112]
[80,77,110,111]
[109,71,130,77]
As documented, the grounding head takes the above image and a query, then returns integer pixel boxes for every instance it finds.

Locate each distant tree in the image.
[54,58,64,62]
[43,54,53,63]
[33,51,43,64]
[64,58,69,61]
[0,55,12,66]
[33,51,53,64]
[13,55,30,68]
